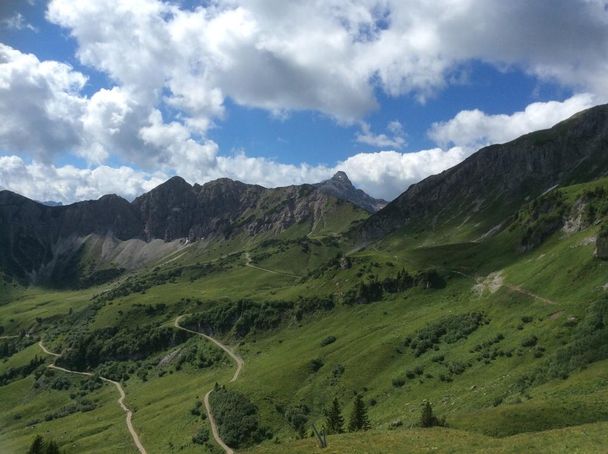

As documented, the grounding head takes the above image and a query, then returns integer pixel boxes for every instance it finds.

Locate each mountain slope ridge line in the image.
[37,341,147,454]
[173,315,244,454]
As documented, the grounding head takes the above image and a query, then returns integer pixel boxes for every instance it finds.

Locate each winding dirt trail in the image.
[174,315,244,454]
[244,252,300,279]
[452,270,558,305]
[37,341,147,454]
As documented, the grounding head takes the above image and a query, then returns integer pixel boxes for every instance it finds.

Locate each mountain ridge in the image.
[0,173,371,283]
[358,103,608,241]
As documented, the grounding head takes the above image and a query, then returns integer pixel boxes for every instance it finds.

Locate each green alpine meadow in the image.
[3,104,608,453]
[4,2,608,452]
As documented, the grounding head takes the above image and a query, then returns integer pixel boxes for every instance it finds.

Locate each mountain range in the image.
[4,104,608,454]
[2,104,608,286]
[0,171,380,284]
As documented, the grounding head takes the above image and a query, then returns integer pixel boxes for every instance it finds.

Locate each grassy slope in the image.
[0,375,132,453]
[244,422,608,453]
[2,178,608,452]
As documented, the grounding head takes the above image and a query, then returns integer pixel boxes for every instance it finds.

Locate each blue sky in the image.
[0,1,606,202]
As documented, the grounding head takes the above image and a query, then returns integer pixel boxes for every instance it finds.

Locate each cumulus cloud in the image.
[45,0,608,128]
[1,13,38,32]
[0,155,166,203]
[355,120,406,149]
[0,44,87,162]
[3,0,608,205]
[428,94,597,149]
[0,144,468,203]
[336,147,467,199]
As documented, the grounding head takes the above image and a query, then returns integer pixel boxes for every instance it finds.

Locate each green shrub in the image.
[190,400,203,416]
[521,298,608,388]
[192,428,209,444]
[309,358,324,373]
[420,401,445,428]
[208,386,270,448]
[58,325,190,372]
[183,297,334,338]
[521,335,538,347]
[320,336,336,347]
[406,312,488,356]
[285,403,310,437]
[392,377,406,387]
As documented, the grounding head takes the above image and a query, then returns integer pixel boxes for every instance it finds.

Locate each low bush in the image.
[320,336,336,347]
[406,312,488,356]
[208,385,271,448]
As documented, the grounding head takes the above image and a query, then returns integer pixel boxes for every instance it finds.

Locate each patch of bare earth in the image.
[473,271,504,296]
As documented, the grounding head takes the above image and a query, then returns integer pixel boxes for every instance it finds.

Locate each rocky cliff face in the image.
[595,224,608,259]
[314,171,386,213]
[132,176,348,241]
[360,104,608,240]
[0,190,143,281]
[0,173,371,282]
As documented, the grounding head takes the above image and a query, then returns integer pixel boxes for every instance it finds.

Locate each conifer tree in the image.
[420,400,442,428]
[348,394,371,432]
[325,397,344,434]
[28,435,44,454]
[45,440,60,454]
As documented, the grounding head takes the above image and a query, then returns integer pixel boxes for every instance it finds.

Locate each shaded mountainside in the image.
[0,175,370,283]
[0,191,141,282]
[360,104,608,240]
[133,176,367,241]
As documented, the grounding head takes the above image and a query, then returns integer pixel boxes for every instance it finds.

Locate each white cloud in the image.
[0,144,468,203]
[0,155,166,203]
[428,93,597,149]
[336,147,467,199]
[40,1,608,165]
[1,13,38,32]
[0,44,87,162]
[46,0,608,130]
[356,120,406,149]
[3,1,608,206]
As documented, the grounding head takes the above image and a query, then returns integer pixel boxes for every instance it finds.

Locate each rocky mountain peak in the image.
[156,175,192,192]
[315,171,386,213]
[98,194,126,203]
[331,171,352,185]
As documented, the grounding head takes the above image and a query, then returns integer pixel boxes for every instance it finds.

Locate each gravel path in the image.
[38,341,147,454]
[174,315,245,454]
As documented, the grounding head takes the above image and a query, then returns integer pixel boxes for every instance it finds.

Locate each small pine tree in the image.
[348,394,371,432]
[325,397,344,434]
[28,435,45,454]
[420,400,443,428]
[45,440,60,454]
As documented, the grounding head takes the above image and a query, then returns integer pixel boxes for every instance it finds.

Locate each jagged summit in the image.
[153,175,192,192]
[0,171,375,282]
[331,171,352,185]
[315,171,387,213]
[98,194,126,202]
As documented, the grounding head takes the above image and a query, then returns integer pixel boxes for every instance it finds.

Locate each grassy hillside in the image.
[2,177,608,453]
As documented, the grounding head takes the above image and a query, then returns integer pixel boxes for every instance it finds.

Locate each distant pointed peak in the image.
[98,194,121,201]
[97,194,130,206]
[165,175,189,185]
[331,171,352,185]
[154,175,192,192]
